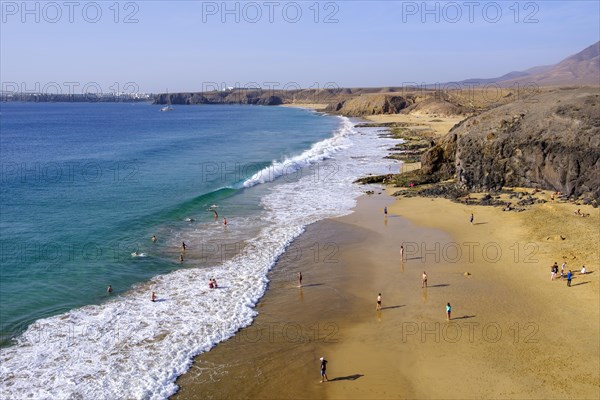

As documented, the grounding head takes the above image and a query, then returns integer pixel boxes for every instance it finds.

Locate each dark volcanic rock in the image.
[421,87,600,201]
[338,95,412,116]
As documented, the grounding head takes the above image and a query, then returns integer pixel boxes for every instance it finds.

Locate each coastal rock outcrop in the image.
[421,87,600,201]
[156,91,284,106]
[337,95,412,116]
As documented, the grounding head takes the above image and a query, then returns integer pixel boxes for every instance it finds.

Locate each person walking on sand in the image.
[384,206,387,215]
[400,245,404,262]
[422,271,428,288]
[567,270,573,287]
[446,302,452,320]
[376,293,382,311]
[319,357,328,383]
[581,265,587,274]
[107,285,113,294]
[298,272,303,287]
[470,213,474,224]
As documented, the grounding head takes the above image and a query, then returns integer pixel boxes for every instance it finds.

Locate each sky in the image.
[1,1,599,94]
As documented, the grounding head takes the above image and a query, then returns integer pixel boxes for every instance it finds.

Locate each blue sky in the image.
[1,1,598,93]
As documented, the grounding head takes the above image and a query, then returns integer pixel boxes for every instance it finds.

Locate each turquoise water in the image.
[0,102,340,345]
[1,101,401,398]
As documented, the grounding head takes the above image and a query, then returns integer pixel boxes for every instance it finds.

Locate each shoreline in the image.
[173,106,599,399]
[174,187,599,399]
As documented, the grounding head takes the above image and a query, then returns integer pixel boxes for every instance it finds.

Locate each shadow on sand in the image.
[452,315,476,320]
[381,305,405,310]
[571,281,590,287]
[329,374,364,382]
[428,284,449,288]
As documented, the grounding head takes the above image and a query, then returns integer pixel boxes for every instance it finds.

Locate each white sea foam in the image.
[0,116,401,399]
[241,117,354,188]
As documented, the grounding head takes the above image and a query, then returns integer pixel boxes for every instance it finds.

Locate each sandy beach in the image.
[173,186,599,399]
[174,94,598,400]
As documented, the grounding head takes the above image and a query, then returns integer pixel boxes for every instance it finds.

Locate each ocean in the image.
[0,102,399,399]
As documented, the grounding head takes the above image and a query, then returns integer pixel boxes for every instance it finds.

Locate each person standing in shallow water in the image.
[297,272,302,287]
[422,272,428,288]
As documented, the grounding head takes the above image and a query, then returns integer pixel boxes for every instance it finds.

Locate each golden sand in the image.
[364,113,464,136]
[174,189,599,399]
[323,192,599,399]
[280,103,329,110]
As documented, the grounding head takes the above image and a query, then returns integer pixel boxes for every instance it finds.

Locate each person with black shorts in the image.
[320,357,328,383]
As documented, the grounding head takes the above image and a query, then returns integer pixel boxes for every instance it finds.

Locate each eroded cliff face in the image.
[335,94,412,116]
[421,87,600,200]
[153,88,477,117]
[155,91,284,105]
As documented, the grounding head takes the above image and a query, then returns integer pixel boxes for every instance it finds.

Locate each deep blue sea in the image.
[0,102,400,399]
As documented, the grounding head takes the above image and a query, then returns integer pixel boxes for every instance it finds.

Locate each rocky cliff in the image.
[154,87,493,117]
[335,94,413,116]
[421,87,600,201]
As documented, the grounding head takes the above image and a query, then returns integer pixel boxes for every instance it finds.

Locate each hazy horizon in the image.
[1,1,599,94]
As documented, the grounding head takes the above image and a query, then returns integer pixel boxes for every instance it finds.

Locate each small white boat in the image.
[160,90,173,112]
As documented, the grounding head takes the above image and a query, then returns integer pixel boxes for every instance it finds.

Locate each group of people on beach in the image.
[551,261,587,287]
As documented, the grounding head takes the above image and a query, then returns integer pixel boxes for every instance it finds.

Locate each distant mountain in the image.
[453,41,599,87]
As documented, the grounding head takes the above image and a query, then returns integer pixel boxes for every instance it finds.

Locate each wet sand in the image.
[173,191,599,399]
